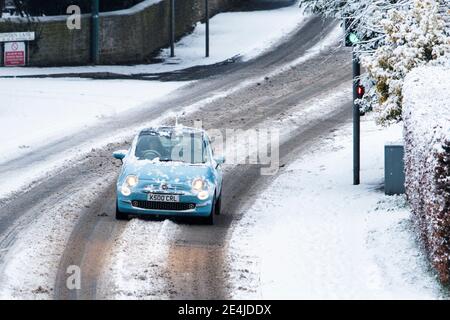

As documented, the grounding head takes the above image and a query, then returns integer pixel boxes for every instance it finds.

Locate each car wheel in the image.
[115,201,129,221]
[215,193,222,215]
[203,196,215,225]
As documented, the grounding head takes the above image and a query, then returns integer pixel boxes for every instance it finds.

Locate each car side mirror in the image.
[113,150,128,162]
[214,155,225,167]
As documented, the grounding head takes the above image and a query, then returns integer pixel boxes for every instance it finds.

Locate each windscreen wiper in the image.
[159,158,185,163]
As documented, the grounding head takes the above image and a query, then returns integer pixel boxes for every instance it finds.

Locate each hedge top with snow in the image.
[403,66,450,148]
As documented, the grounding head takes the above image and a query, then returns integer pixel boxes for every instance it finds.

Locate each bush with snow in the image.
[363,0,450,125]
[299,0,450,124]
[403,66,450,283]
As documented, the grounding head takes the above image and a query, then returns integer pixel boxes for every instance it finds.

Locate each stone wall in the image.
[0,0,236,66]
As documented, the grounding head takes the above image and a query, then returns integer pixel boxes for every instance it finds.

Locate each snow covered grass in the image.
[403,66,450,284]
[98,219,180,300]
[0,2,306,77]
[226,117,445,299]
[0,78,185,164]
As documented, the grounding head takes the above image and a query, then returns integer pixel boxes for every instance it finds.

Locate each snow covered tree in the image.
[299,0,450,125]
[299,0,409,52]
[362,0,450,124]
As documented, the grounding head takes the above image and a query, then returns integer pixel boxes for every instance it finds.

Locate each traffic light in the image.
[344,18,360,47]
[356,84,365,98]
[356,83,366,116]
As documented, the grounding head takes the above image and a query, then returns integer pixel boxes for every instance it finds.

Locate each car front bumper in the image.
[117,191,214,217]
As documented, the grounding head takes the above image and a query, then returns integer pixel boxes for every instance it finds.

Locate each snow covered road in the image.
[0,2,310,202]
[0,9,345,298]
[51,17,350,300]
[0,1,442,300]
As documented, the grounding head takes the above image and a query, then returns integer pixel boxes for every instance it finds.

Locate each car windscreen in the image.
[135,132,206,164]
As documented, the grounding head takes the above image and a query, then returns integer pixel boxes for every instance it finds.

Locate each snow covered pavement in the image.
[227,118,446,299]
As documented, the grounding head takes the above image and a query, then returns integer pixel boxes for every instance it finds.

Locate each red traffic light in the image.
[357,85,365,98]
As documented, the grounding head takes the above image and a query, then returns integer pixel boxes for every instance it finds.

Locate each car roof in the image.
[139,126,205,137]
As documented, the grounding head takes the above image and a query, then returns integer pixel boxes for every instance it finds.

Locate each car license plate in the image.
[148,193,180,202]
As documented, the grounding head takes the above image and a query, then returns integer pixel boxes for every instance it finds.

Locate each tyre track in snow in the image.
[53,24,352,298]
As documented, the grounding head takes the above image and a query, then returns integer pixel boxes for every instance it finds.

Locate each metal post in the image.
[26,41,30,65]
[170,0,175,57]
[353,50,361,185]
[205,0,209,57]
[91,0,100,64]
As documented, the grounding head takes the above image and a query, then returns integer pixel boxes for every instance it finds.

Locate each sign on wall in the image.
[0,32,35,42]
[4,42,26,67]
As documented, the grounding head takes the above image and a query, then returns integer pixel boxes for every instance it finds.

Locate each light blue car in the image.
[113,126,224,225]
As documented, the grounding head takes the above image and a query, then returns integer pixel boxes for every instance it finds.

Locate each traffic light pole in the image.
[205,0,209,57]
[170,0,175,57]
[91,0,100,64]
[353,50,361,185]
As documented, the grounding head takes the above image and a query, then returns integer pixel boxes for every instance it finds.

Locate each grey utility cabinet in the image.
[385,143,405,195]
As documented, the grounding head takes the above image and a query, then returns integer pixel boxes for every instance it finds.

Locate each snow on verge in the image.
[226,118,445,299]
[403,66,450,284]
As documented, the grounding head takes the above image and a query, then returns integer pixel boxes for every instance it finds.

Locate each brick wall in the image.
[0,0,236,66]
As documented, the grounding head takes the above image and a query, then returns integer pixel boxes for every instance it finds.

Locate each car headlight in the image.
[197,190,209,200]
[192,178,205,191]
[121,175,139,196]
[121,185,132,196]
[126,175,139,187]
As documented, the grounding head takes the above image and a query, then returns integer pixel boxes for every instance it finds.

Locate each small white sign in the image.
[4,42,26,67]
[0,32,35,42]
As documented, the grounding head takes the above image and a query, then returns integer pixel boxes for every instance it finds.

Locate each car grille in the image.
[131,200,196,211]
